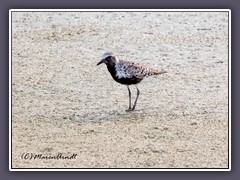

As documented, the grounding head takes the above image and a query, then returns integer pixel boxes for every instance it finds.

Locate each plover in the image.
[97,52,167,111]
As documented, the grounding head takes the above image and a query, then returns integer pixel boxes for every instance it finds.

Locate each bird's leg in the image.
[132,85,140,111]
[126,85,132,111]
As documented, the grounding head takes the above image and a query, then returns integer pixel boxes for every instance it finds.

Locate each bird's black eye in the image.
[106,56,112,61]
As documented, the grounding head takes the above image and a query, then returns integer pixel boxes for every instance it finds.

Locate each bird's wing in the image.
[122,60,163,78]
[125,62,149,78]
[115,60,134,79]
[116,60,166,79]
[115,61,142,78]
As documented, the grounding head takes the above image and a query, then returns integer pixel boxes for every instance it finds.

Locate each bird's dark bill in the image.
[97,59,105,65]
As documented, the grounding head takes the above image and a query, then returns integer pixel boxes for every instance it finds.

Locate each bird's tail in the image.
[148,68,167,76]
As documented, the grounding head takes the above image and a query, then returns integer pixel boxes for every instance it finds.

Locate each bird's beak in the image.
[97,59,105,66]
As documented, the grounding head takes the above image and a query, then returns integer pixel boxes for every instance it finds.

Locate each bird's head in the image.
[97,52,119,66]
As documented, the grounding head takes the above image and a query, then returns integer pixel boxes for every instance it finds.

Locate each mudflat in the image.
[11,11,229,168]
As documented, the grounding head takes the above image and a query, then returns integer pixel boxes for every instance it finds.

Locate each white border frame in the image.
[9,9,231,171]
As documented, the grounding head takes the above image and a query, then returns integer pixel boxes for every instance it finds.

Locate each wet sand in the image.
[11,11,229,168]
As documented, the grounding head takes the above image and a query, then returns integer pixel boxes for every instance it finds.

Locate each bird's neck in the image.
[106,58,119,67]
[106,62,118,79]
[105,58,120,77]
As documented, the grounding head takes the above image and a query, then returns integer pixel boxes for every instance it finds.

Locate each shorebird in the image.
[97,52,167,111]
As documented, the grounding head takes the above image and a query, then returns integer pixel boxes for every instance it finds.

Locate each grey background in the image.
[1,0,238,179]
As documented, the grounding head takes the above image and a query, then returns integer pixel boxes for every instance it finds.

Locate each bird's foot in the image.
[126,108,134,112]
[126,107,136,112]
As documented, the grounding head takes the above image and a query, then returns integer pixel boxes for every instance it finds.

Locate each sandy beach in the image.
[11,11,229,168]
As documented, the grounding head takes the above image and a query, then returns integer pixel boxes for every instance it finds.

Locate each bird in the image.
[97,52,167,111]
